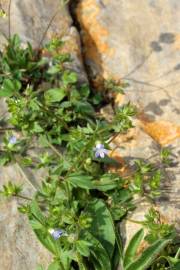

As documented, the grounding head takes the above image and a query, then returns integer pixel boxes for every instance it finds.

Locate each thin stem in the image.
[126,218,144,225]
[132,197,148,205]
[109,145,119,156]
[107,132,120,144]
[65,181,71,207]
[14,194,32,201]
[59,260,65,270]
[175,247,180,259]
[37,10,59,50]
[48,141,63,158]
[15,160,38,190]
[0,72,11,77]
[8,0,12,39]
[0,127,15,132]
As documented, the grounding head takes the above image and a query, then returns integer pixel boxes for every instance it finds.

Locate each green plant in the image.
[0,19,178,270]
[122,227,179,270]
[124,208,179,270]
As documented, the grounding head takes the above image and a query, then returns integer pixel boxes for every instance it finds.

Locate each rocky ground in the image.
[0,0,179,269]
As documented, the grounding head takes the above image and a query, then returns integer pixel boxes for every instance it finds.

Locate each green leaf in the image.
[93,174,118,191]
[34,229,59,255]
[29,219,44,230]
[79,84,90,98]
[172,262,180,270]
[92,93,103,105]
[125,238,172,270]
[47,66,60,75]
[85,232,111,270]
[29,204,58,255]
[32,122,44,133]
[75,101,95,115]
[62,71,77,86]
[124,229,144,268]
[76,240,91,257]
[93,180,117,191]
[168,256,180,265]
[114,226,123,262]
[0,79,21,97]
[60,250,74,269]
[29,200,46,225]
[0,154,10,165]
[11,34,21,49]
[44,88,66,103]
[86,199,115,259]
[90,241,111,270]
[48,261,60,270]
[67,173,94,190]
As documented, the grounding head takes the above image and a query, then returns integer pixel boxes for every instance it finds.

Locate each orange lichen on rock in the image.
[115,93,125,106]
[76,0,115,82]
[108,149,129,177]
[112,127,139,147]
[174,33,180,50]
[140,119,180,145]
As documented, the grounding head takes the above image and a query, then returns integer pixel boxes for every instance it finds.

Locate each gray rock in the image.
[76,0,180,246]
[0,1,86,269]
[76,0,180,125]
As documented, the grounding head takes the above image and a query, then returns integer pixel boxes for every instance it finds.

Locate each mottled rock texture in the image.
[76,0,180,239]
[0,0,180,268]
[0,1,85,269]
[76,0,180,128]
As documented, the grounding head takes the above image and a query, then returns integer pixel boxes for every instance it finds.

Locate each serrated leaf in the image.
[75,101,95,115]
[47,66,60,75]
[0,79,21,97]
[32,122,44,133]
[28,202,59,255]
[62,71,77,85]
[34,229,59,255]
[29,200,46,225]
[45,88,66,103]
[29,219,44,230]
[124,228,144,268]
[125,238,172,270]
[93,178,117,192]
[76,240,91,257]
[67,173,94,190]
[11,34,21,49]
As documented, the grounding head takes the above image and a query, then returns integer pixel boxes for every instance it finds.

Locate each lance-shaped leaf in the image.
[124,228,144,268]
[67,173,94,189]
[85,231,111,270]
[86,199,116,259]
[126,238,172,270]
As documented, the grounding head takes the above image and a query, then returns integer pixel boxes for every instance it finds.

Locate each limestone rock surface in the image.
[0,1,85,269]
[76,0,180,242]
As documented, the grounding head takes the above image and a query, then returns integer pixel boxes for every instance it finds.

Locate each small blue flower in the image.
[94,143,108,158]
[49,228,64,240]
[9,136,17,145]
